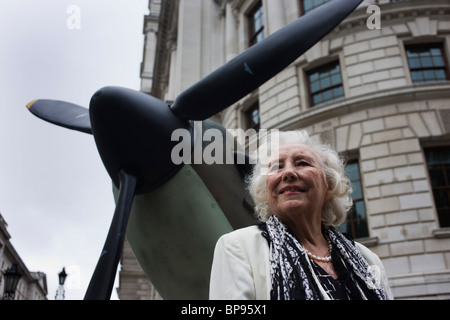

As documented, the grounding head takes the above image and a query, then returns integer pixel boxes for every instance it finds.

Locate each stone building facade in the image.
[118,0,450,299]
[0,213,48,300]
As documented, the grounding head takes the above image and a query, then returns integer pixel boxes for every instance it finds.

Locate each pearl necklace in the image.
[304,241,333,263]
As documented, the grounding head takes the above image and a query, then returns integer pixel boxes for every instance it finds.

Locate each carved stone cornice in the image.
[151,0,179,99]
[336,0,450,32]
[280,83,450,131]
[215,0,248,12]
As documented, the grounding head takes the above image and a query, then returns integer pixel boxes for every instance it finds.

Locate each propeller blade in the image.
[170,0,362,120]
[26,99,92,134]
[84,169,138,300]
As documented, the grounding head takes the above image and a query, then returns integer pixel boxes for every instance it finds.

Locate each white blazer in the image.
[209,225,393,300]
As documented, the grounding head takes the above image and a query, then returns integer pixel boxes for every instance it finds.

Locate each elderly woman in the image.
[209,130,392,300]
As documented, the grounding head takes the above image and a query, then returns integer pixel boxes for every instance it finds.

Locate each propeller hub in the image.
[89,86,191,194]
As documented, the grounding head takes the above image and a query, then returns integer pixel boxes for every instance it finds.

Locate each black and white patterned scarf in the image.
[264,215,389,300]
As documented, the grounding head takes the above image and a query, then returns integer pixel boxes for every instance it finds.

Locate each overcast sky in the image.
[0,0,149,300]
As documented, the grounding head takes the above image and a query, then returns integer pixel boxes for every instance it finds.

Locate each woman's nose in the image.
[281,163,298,181]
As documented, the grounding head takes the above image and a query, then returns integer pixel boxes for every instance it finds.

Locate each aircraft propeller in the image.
[26,0,363,299]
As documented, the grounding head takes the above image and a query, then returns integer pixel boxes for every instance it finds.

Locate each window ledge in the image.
[432,228,450,239]
[356,236,379,247]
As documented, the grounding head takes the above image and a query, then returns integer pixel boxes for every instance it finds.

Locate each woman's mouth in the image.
[279,186,306,194]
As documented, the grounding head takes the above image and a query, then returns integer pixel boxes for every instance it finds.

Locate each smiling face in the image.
[266,143,332,225]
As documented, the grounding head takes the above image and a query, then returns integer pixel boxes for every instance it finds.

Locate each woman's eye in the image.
[269,163,281,172]
[296,161,310,167]
[269,165,278,172]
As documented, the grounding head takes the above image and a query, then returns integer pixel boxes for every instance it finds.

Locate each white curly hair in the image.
[246,130,352,226]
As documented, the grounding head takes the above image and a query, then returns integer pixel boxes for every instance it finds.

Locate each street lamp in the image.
[55,267,68,300]
[58,268,68,286]
[2,263,22,300]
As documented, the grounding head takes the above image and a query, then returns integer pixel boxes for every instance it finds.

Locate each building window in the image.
[300,0,330,15]
[307,61,344,107]
[244,101,260,130]
[425,147,450,228]
[247,1,265,47]
[405,43,449,84]
[339,161,369,239]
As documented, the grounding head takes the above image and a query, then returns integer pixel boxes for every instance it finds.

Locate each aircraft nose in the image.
[89,86,191,194]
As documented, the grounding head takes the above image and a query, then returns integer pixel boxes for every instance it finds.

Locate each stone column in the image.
[177,0,202,92]
[265,0,285,35]
[225,1,238,62]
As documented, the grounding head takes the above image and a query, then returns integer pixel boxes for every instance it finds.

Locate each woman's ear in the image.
[325,188,333,201]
